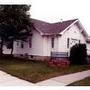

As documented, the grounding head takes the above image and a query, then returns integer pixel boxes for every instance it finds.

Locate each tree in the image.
[69,44,87,65]
[0,5,32,55]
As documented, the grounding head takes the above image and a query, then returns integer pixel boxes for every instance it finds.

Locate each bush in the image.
[69,44,87,65]
[87,56,90,64]
[0,54,14,60]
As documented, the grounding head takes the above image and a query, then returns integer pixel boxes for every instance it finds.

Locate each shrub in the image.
[0,54,14,60]
[69,44,87,65]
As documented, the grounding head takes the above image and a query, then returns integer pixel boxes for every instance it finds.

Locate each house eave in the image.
[41,33,62,36]
[60,19,79,35]
[77,20,88,39]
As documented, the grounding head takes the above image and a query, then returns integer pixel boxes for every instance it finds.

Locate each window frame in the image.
[17,41,19,46]
[6,41,13,49]
[51,37,54,48]
[67,38,69,48]
[29,37,32,48]
[21,41,24,48]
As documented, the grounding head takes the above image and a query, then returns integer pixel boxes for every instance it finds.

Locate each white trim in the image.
[33,27,44,35]
[60,19,78,35]
[77,20,88,38]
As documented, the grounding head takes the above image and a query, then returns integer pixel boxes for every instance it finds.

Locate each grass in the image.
[68,77,90,86]
[0,58,90,83]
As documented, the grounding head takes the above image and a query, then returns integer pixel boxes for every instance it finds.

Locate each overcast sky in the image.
[1,0,90,35]
[28,0,90,35]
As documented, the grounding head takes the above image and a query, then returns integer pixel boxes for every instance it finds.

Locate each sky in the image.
[0,0,90,35]
[29,0,90,35]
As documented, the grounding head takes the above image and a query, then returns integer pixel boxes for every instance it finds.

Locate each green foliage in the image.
[0,5,31,41]
[0,5,31,54]
[69,44,87,65]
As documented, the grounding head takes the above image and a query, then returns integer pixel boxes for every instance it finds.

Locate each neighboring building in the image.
[2,18,90,60]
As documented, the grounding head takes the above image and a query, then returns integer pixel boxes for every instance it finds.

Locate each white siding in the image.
[3,45,11,54]
[13,29,44,56]
[13,40,28,55]
[43,36,59,56]
[58,24,86,53]
[14,31,59,57]
[87,43,90,55]
[28,29,43,56]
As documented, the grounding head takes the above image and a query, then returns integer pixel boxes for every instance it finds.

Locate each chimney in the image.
[60,19,63,23]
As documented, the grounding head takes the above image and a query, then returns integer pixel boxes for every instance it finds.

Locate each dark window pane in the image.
[51,38,54,48]
[17,41,19,46]
[67,38,69,48]
[29,37,32,48]
[21,42,24,48]
[6,41,13,49]
[79,40,80,43]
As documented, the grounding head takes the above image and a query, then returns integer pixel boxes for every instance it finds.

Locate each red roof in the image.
[31,18,78,35]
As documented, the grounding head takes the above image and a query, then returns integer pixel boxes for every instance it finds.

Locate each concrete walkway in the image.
[36,70,90,86]
[0,71,36,86]
[0,70,90,86]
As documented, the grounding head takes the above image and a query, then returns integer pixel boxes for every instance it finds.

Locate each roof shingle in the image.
[31,18,78,35]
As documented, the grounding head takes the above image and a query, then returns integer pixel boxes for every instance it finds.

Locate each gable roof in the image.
[86,36,90,43]
[31,18,78,35]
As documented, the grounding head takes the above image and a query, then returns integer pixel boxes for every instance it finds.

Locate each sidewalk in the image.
[36,70,90,86]
[0,70,90,86]
[0,71,36,86]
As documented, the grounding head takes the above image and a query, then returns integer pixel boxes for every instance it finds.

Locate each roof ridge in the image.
[31,18,79,35]
[31,18,51,24]
[52,19,78,24]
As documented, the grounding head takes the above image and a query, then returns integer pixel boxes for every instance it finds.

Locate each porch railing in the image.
[51,52,68,58]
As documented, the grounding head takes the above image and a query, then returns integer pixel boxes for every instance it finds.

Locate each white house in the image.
[2,18,90,60]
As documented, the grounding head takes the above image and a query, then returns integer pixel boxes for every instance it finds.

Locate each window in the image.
[0,39,2,48]
[67,38,69,48]
[6,41,13,49]
[21,41,24,48]
[17,41,19,46]
[51,37,54,48]
[0,43,1,48]
[29,37,32,48]
[79,40,80,43]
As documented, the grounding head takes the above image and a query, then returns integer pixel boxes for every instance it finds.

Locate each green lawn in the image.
[68,77,90,86]
[0,58,90,83]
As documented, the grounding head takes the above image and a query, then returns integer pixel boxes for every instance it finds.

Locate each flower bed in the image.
[48,58,70,68]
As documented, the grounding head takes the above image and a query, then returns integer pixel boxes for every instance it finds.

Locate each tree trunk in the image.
[0,39,4,56]
[11,40,14,55]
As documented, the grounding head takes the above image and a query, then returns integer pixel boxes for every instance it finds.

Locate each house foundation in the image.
[13,54,51,61]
